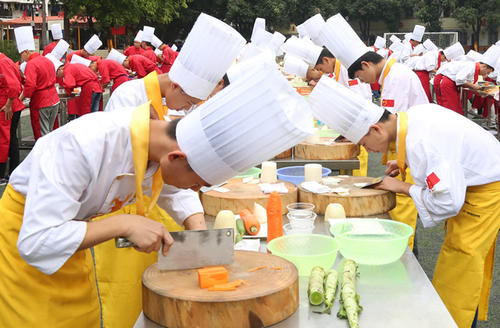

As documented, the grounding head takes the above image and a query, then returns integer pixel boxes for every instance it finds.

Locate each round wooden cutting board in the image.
[273,148,292,159]
[299,176,396,216]
[294,138,360,160]
[142,250,299,328]
[201,178,297,216]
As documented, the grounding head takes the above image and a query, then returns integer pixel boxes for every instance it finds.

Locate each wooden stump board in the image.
[298,176,396,216]
[142,250,299,328]
[201,178,297,216]
[294,137,360,160]
[273,148,292,159]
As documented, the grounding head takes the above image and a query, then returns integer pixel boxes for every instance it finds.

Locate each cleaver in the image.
[361,176,386,189]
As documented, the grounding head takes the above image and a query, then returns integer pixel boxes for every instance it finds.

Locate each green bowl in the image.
[318,129,339,138]
[233,167,262,179]
[267,234,338,276]
[329,219,413,265]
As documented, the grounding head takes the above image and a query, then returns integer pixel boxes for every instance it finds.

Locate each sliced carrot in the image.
[266,192,283,243]
[198,266,228,289]
[239,209,260,235]
[207,286,237,291]
[272,266,282,270]
[248,265,268,272]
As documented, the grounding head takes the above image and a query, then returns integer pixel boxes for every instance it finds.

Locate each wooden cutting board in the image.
[201,178,297,216]
[142,250,299,328]
[298,176,396,216]
[273,148,292,159]
[294,138,360,160]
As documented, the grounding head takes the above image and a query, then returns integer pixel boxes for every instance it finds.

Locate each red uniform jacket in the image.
[128,55,161,78]
[42,41,57,56]
[63,63,103,116]
[123,46,144,57]
[66,50,101,64]
[97,59,129,93]
[141,49,157,64]
[160,46,179,73]
[24,53,59,110]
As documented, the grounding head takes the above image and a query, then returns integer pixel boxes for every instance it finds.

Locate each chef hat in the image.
[176,59,314,185]
[107,48,127,64]
[51,39,70,60]
[376,48,390,59]
[496,57,500,82]
[50,24,63,40]
[389,40,404,52]
[252,28,274,48]
[171,44,178,52]
[70,54,92,67]
[282,36,322,66]
[308,75,384,143]
[374,36,386,49]
[20,62,27,74]
[14,26,35,53]
[297,14,326,46]
[154,48,163,56]
[411,25,425,42]
[466,50,483,62]
[151,35,163,48]
[45,53,63,71]
[251,18,266,43]
[423,39,438,52]
[227,52,276,83]
[413,44,425,55]
[169,13,246,100]
[84,35,102,54]
[238,43,269,62]
[389,35,400,44]
[443,42,464,60]
[404,33,412,42]
[481,45,500,68]
[283,55,309,78]
[321,14,369,69]
[142,26,154,43]
[134,30,143,42]
[496,40,500,46]
[269,31,286,56]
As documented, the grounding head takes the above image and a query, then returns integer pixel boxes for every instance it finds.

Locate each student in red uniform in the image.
[123,54,161,78]
[124,31,145,57]
[57,63,103,119]
[15,27,60,140]
[0,53,25,184]
[89,59,130,94]
[65,34,103,63]
[42,24,63,56]
[159,45,179,73]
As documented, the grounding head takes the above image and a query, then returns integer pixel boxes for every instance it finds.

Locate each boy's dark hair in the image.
[378,109,392,123]
[347,51,384,79]
[167,118,181,140]
[222,74,230,88]
[479,62,494,70]
[315,47,334,66]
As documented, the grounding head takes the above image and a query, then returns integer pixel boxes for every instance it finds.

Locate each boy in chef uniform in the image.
[308,77,500,328]
[43,23,63,56]
[320,13,429,251]
[432,42,465,104]
[123,30,145,56]
[90,51,130,94]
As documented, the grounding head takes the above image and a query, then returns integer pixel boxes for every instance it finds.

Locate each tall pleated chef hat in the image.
[413,44,425,55]
[50,23,63,40]
[176,56,315,185]
[142,26,154,42]
[481,45,500,68]
[308,75,384,143]
[237,42,269,62]
[423,39,438,52]
[404,33,412,42]
[45,53,63,71]
[269,31,286,56]
[252,28,274,48]
[466,50,483,62]
[411,25,425,42]
[374,36,386,49]
[14,26,35,53]
[251,18,266,43]
[169,13,246,100]
[70,54,92,67]
[389,35,400,44]
[282,36,322,66]
[107,48,126,64]
[227,51,276,83]
[84,35,102,54]
[443,42,464,60]
[389,39,404,52]
[134,30,143,42]
[297,13,326,45]
[283,55,309,78]
[51,39,70,60]
[151,35,163,48]
[320,14,369,69]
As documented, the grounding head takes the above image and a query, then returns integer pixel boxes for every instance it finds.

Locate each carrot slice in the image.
[198,266,228,289]
[248,265,268,272]
[239,209,260,235]
[208,286,237,291]
[272,266,282,270]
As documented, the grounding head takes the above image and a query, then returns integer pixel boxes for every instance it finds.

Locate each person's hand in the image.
[385,160,400,177]
[308,79,318,87]
[123,215,174,255]
[0,104,13,120]
[373,176,411,195]
[471,84,481,90]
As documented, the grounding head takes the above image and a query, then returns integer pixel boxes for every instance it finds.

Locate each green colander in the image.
[233,167,262,179]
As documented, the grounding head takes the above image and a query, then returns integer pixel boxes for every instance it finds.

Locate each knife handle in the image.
[115,237,134,248]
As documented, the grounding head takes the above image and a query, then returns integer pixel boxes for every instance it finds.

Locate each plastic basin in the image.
[318,129,340,138]
[233,167,262,179]
[329,219,413,265]
[276,166,332,186]
[267,234,338,276]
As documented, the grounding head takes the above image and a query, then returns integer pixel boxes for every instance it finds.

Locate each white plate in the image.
[235,214,268,239]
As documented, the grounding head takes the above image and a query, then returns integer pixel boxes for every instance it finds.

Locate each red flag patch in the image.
[348,79,359,86]
[426,172,440,190]
[328,73,334,78]
[382,99,395,107]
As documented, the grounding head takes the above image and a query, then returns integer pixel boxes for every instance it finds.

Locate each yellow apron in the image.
[432,181,500,327]
[0,184,100,328]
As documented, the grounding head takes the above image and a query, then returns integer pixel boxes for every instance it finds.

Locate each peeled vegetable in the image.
[308,266,325,305]
[317,269,338,314]
[239,209,260,235]
[325,203,346,220]
[253,202,267,224]
[198,266,228,289]
[214,210,236,241]
[337,260,362,328]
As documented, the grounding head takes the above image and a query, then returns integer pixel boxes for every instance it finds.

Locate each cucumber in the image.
[236,218,246,236]
[235,233,243,244]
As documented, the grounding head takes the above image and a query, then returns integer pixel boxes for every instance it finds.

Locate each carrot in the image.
[207,279,247,291]
[239,209,260,235]
[266,191,283,243]
[248,265,268,272]
[207,286,236,291]
[198,266,228,289]
[272,266,282,270]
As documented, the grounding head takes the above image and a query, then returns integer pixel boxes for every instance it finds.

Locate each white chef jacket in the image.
[397,42,412,64]
[105,78,204,224]
[436,60,478,86]
[402,104,500,228]
[413,50,440,71]
[378,60,429,113]
[376,48,390,59]
[332,64,373,101]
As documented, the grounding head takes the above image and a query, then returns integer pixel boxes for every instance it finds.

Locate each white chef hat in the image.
[252,28,274,48]
[411,25,425,42]
[282,36,322,66]
[237,43,268,62]
[107,48,127,65]
[374,36,386,49]
[169,13,246,100]
[45,53,63,71]
[20,62,27,74]
[496,57,500,83]
[251,18,266,43]
[171,44,178,52]
[14,26,35,53]
[154,48,162,56]
[497,40,500,46]
[481,45,500,68]
[443,42,464,60]
[176,60,315,185]
[70,54,92,67]
[308,75,384,143]
[283,55,309,78]
[320,14,369,69]
[413,44,425,55]
[51,39,69,60]
[466,50,483,62]
[269,31,286,56]
[389,35,400,44]
[404,33,412,42]
[227,52,276,83]
[84,35,102,54]
[423,39,438,52]
[151,35,163,48]
[389,40,404,52]
[376,48,390,59]
[50,24,63,40]
[134,30,143,42]
[142,26,154,43]
[297,14,326,46]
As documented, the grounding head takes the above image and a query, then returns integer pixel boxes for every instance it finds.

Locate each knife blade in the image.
[158,228,234,271]
[361,175,386,189]
[200,181,228,193]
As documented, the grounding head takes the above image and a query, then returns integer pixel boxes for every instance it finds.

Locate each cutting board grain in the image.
[294,138,360,160]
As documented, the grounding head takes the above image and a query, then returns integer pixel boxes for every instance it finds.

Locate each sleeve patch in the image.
[382,99,395,107]
[426,172,440,190]
[348,79,359,86]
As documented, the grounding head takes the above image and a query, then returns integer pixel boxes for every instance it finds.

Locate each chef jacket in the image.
[42,41,57,56]
[66,50,101,64]
[141,49,158,64]
[330,63,372,101]
[96,59,128,86]
[123,45,144,57]
[128,55,161,78]
[414,50,440,72]
[436,61,478,86]
[160,46,179,73]
[403,104,500,227]
[0,55,25,112]
[23,53,59,109]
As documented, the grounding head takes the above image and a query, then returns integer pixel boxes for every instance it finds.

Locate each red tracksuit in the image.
[42,41,57,56]
[62,63,103,116]
[97,59,129,93]
[128,55,161,78]
[23,53,60,140]
[160,46,179,73]
[123,46,144,57]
